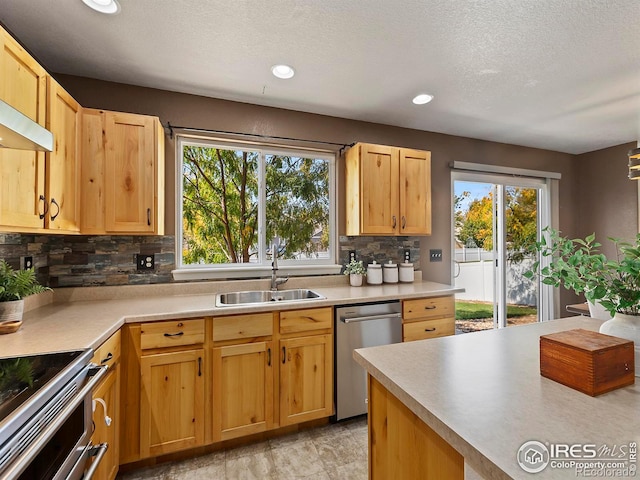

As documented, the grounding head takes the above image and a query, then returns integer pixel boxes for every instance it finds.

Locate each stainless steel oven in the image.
[0,349,109,480]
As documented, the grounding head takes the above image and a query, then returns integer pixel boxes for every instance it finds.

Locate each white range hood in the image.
[0,99,53,152]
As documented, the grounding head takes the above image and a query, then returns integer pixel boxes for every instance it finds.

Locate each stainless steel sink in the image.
[215,289,325,307]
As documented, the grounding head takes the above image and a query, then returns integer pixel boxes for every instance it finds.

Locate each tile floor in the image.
[118,417,368,480]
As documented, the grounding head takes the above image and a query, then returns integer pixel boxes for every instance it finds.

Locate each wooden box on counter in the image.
[540,329,635,396]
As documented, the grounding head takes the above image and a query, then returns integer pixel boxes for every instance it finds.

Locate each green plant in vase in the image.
[344,259,366,286]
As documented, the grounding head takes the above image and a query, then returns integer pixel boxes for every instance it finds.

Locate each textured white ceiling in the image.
[1,0,639,154]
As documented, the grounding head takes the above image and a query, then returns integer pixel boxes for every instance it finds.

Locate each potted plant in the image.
[0,260,49,325]
[344,259,366,287]
[525,228,640,375]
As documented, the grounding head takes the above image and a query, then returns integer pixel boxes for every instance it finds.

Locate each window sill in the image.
[172,264,342,281]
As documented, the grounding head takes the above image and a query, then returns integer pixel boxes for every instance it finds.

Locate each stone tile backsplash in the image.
[0,233,419,287]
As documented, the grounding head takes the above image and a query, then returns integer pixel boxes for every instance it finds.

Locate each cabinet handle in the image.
[164,332,184,337]
[100,352,113,365]
[402,216,406,229]
[282,346,286,364]
[392,215,397,229]
[147,208,151,226]
[424,327,436,332]
[267,348,271,366]
[50,198,60,221]
[424,305,437,310]
[38,195,48,220]
[198,357,202,376]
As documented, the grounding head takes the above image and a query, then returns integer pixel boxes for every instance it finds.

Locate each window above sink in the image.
[173,137,340,281]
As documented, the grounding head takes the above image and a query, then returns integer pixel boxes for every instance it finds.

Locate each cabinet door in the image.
[0,27,47,230]
[46,78,80,232]
[399,148,431,235]
[360,144,399,235]
[140,349,205,458]
[212,341,274,441]
[91,366,120,480]
[280,334,333,426]
[104,112,159,233]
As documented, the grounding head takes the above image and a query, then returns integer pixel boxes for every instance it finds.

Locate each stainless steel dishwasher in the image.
[335,301,402,420]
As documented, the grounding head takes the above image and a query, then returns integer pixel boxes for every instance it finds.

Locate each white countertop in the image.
[354,317,640,479]
[0,280,462,357]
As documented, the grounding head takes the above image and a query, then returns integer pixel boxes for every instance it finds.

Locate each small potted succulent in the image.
[344,259,366,287]
[0,260,50,326]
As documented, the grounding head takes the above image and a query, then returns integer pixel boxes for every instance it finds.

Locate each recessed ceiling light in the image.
[271,65,295,79]
[82,0,121,14]
[412,94,434,105]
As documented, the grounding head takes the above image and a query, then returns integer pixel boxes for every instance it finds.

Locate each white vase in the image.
[587,300,613,320]
[349,274,363,287]
[599,313,640,377]
[0,299,25,323]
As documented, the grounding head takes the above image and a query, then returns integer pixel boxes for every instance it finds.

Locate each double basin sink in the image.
[215,288,325,307]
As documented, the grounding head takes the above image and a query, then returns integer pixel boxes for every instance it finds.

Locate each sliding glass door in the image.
[453,172,551,332]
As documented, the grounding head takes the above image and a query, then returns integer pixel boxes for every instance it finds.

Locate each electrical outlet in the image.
[429,249,443,262]
[136,254,155,271]
[349,250,356,262]
[403,249,411,263]
[22,256,33,270]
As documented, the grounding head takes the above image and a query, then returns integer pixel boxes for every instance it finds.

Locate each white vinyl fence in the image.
[454,248,537,306]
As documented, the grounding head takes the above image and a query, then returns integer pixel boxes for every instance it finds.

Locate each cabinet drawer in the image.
[92,329,121,369]
[213,313,273,342]
[140,319,205,350]
[403,317,455,342]
[279,307,332,334]
[403,296,454,321]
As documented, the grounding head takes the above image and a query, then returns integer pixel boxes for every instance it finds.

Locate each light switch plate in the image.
[429,249,443,262]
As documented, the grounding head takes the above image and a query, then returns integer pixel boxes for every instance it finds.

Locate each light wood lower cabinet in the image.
[368,375,463,479]
[140,349,205,458]
[212,341,274,441]
[90,330,121,480]
[91,366,120,480]
[279,333,333,426]
[402,296,455,342]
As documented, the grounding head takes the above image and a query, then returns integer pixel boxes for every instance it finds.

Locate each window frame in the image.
[173,135,340,280]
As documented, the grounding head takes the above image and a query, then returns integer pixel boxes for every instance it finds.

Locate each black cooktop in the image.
[0,351,84,424]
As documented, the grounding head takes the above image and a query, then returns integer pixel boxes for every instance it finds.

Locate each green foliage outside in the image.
[456,187,538,261]
[182,146,329,264]
[455,301,537,320]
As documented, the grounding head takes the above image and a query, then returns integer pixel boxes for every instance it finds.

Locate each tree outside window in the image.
[180,141,332,267]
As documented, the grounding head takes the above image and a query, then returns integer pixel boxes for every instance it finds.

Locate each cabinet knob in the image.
[402,216,406,229]
[163,331,184,337]
[147,208,151,226]
[425,327,436,332]
[392,215,397,229]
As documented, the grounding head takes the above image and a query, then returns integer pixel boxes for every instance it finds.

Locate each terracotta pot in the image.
[599,312,640,377]
[0,299,24,323]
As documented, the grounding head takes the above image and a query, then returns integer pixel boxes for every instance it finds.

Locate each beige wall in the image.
[575,142,638,259]
[57,74,582,288]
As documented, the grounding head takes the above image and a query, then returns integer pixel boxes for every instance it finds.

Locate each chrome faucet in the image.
[270,240,289,291]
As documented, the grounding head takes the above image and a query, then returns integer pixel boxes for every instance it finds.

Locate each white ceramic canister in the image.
[399,262,414,282]
[367,261,383,284]
[383,261,398,283]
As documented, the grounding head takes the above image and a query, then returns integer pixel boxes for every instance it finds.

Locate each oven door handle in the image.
[81,443,109,480]
[6,365,109,479]
[341,312,402,323]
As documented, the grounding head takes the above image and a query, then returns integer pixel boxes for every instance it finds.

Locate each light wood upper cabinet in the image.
[140,349,205,458]
[81,109,165,234]
[46,78,80,232]
[345,142,431,236]
[0,26,47,230]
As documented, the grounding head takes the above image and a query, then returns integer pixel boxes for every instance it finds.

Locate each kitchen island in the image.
[354,317,640,479]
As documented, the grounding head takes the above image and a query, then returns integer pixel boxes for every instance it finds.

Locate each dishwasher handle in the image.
[341,312,402,323]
